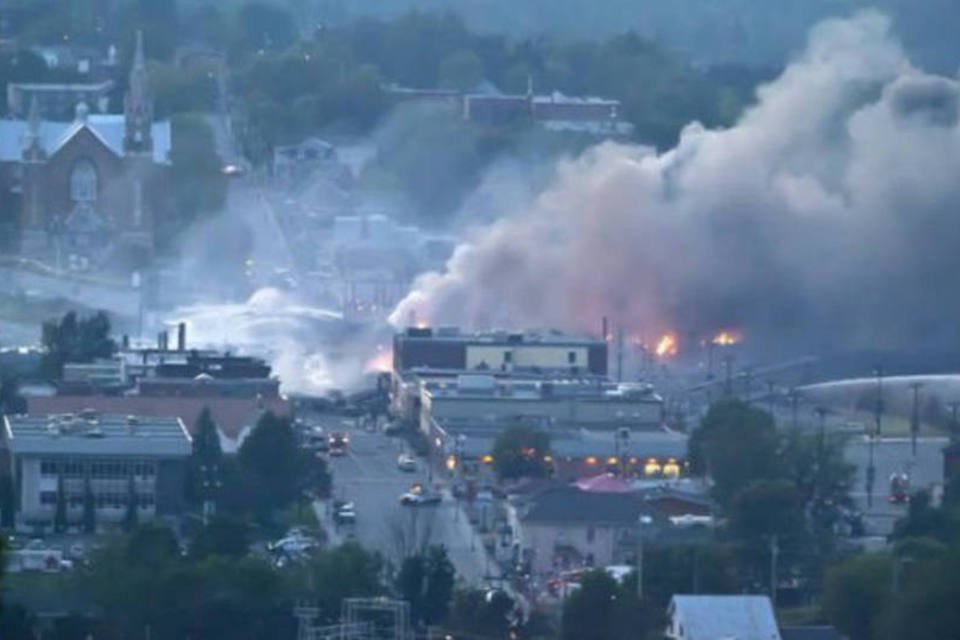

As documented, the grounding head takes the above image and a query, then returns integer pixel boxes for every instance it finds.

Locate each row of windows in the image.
[39,491,155,508]
[501,351,579,364]
[39,459,156,478]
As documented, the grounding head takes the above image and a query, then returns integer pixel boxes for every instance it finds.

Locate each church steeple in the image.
[123,30,153,154]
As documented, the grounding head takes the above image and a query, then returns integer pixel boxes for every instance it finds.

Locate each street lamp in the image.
[636,514,653,600]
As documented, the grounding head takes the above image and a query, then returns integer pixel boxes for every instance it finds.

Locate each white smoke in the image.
[390,12,960,351]
[169,288,384,395]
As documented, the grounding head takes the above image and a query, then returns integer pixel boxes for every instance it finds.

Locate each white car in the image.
[397,454,417,472]
[399,490,442,506]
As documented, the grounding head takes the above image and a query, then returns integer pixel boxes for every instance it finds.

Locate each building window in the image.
[503,351,512,364]
[40,460,58,475]
[40,491,57,505]
[70,159,98,203]
[568,351,577,364]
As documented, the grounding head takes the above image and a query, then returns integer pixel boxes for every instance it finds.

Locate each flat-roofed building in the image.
[391,326,609,422]
[1,412,191,531]
[421,376,663,433]
[394,327,607,376]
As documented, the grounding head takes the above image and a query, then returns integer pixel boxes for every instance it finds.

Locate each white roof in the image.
[0,115,171,165]
[532,91,620,106]
[670,595,782,640]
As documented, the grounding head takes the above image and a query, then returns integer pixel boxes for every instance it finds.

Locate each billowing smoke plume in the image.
[390,13,960,351]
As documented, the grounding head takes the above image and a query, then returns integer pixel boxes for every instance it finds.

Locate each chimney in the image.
[177,322,186,351]
[602,316,609,342]
[157,332,164,350]
[122,334,130,349]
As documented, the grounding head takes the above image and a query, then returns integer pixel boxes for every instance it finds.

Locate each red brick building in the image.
[1,32,171,267]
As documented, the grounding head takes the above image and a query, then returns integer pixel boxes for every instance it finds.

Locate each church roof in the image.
[0,114,171,165]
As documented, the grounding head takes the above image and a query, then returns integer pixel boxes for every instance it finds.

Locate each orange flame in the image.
[655,333,678,358]
[365,345,393,373]
[712,330,742,346]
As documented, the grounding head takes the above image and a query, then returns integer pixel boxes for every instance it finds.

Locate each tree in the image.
[237,411,313,516]
[892,490,960,543]
[0,603,34,640]
[447,587,515,638]
[53,475,67,533]
[396,545,456,627]
[40,311,116,380]
[124,474,139,532]
[83,524,295,640]
[642,544,737,606]
[688,399,780,506]
[295,543,384,624]
[729,479,806,542]
[0,474,14,529]
[883,547,960,640]
[560,569,650,640]
[191,515,251,560]
[234,2,297,55]
[822,553,893,640]
[161,114,228,248]
[491,424,551,480]
[82,475,95,534]
[189,407,223,505]
[438,50,484,90]
[0,378,26,416]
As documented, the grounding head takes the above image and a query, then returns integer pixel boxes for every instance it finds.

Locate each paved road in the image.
[313,417,496,585]
[844,435,948,535]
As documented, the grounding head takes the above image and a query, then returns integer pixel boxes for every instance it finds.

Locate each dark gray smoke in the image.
[390,12,960,352]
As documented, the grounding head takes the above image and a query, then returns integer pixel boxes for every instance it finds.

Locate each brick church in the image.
[0,32,171,268]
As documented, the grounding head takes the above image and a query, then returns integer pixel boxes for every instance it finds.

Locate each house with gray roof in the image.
[666,595,782,640]
[506,485,657,575]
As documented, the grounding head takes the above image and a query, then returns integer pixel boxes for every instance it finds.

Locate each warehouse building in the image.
[1,412,191,531]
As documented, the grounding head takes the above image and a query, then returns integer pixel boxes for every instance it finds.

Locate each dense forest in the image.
[181,0,960,71]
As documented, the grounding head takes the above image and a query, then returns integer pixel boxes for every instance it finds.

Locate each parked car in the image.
[335,502,357,525]
[397,453,417,472]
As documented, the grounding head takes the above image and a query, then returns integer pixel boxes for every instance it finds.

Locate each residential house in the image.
[665,595,782,640]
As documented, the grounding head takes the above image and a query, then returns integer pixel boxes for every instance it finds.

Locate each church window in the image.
[70,159,97,203]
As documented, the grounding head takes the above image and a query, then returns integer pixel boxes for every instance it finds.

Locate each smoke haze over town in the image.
[392,12,960,354]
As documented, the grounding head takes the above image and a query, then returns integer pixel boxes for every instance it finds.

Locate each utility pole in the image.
[636,515,650,600]
[815,407,827,496]
[769,535,779,607]
[909,381,923,457]
[723,354,734,397]
[789,388,799,431]
[867,366,884,509]
[616,326,624,383]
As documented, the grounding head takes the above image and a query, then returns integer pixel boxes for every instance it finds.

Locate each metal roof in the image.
[520,486,650,526]
[4,413,191,457]
[669,595,782,640]
[0,115,172,164]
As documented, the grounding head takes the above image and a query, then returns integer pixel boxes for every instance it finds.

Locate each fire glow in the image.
[365,345,393,373]
[654,333,678,358]
[711,331,742,346]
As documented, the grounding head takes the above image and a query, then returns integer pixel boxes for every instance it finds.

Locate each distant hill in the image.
[300,0,960,71]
